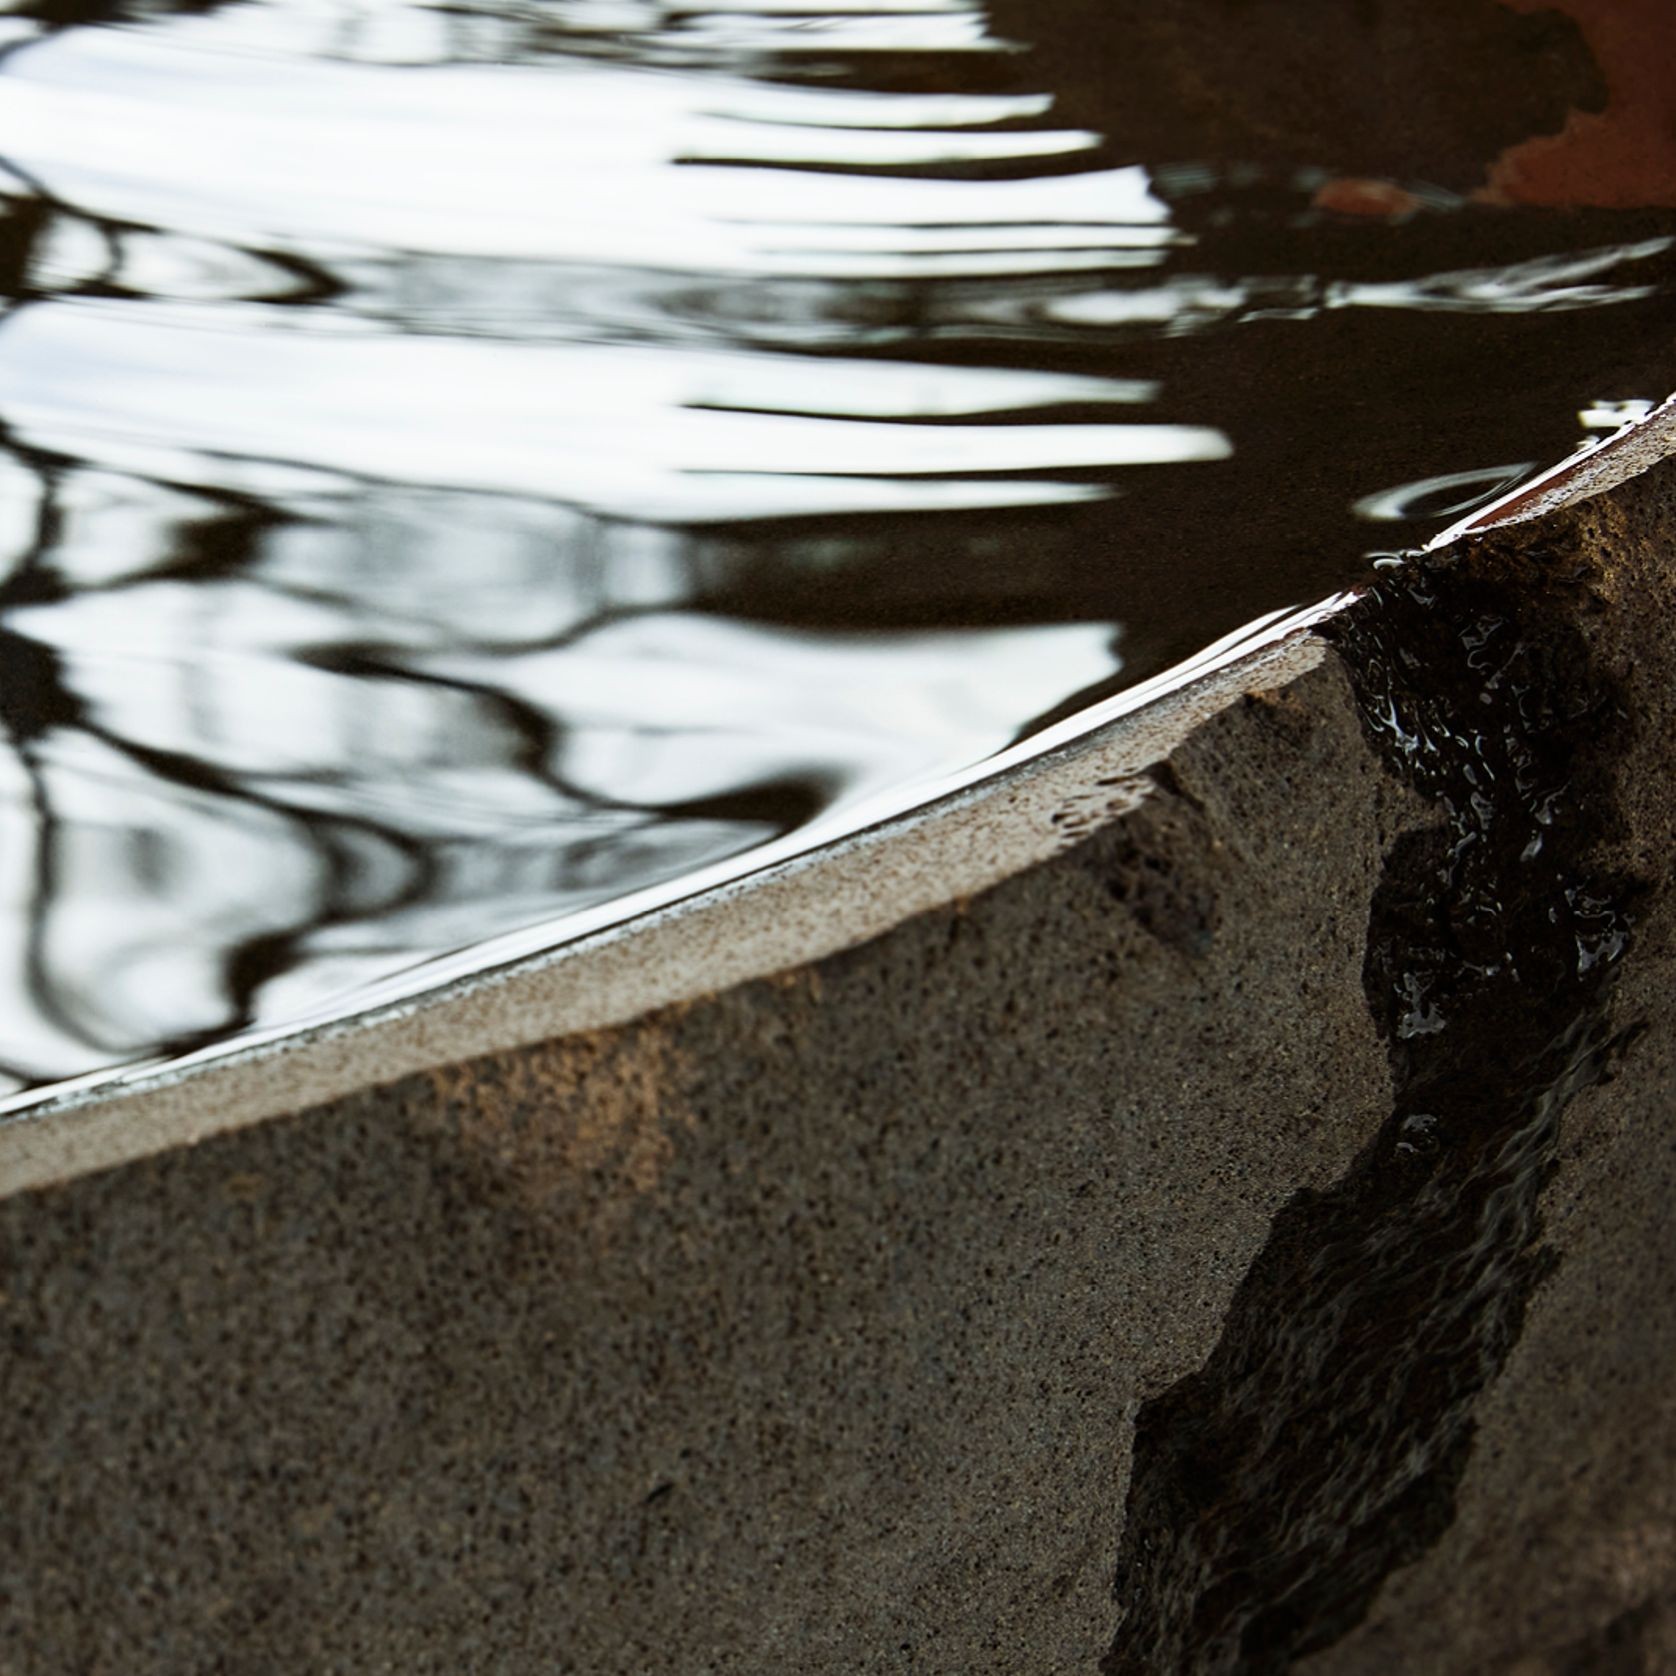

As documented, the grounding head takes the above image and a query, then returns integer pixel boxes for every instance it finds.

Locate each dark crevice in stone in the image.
[1102,529,1644,1674]
[1093,765,1223,959]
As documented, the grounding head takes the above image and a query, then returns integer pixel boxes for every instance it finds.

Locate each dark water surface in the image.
[0,0,1671,1101]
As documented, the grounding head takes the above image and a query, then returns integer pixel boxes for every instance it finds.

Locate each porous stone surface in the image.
[2,458,1675,1674]
[0,659,1408,1674]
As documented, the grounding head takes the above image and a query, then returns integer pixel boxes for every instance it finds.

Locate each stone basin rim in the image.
[0,621,1334,1199]
[1,397,1671,1202]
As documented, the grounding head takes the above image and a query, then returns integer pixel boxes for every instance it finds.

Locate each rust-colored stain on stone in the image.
[424,1021,697,1217]
[1485,0,1676,207]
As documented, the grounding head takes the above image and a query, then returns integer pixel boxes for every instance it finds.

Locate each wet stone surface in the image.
[1108,529,1643,1673]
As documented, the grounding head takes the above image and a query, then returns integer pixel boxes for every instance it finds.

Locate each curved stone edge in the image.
[0,627,1328,1198]
[0,631,1413,1675]
[1435,391,1676,543]
[4,452,1676,1673]
[4,397,1669,1201]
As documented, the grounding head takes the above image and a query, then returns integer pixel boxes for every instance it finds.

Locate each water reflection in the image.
[0,0,1672,1099]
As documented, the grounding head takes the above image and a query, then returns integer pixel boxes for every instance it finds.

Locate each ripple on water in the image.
[0,0,1671,1098]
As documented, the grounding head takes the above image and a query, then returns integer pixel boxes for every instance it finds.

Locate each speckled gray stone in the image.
[3,456,1676,1674]
[0,661,1408,1675]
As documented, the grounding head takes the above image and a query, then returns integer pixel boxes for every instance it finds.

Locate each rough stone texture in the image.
[3,458,1676,1673]
[0,656,1409,1674]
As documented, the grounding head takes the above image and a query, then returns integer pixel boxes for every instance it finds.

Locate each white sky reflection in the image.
[0,0,1669,1101]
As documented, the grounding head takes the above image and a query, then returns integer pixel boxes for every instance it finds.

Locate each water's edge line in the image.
[1431,392,1676,547]
[6,393,1675,1198]
[0,607,1342,1196]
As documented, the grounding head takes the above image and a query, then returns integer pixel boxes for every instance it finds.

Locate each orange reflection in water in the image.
[1486,0,1676,208]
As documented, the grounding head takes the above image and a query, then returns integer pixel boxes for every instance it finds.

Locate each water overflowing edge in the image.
[1431,390,1676,545]
[1,396,1670,1197]
[0,598,1340,1191]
